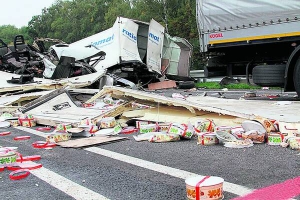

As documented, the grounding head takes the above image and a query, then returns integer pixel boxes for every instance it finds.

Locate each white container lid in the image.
[185,176,224,187]
[140,124,156,128]
[0,147,18,152]
[94,128,115,136]
[216,126,231,129]
[0,121,10,128]
[268,134,281,136]
[242,120,266,133]
[0,151,16,157]
[197,132,216,136]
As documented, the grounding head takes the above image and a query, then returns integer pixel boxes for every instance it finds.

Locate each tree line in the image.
[0,0,202,69]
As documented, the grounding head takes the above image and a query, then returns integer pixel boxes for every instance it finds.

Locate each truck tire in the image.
[252,65,286,87]
[178,81,195,89]
[293,58,300,97]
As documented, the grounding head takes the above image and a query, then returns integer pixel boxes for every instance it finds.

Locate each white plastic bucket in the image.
[100,117,116,128]
[139,124,157,134]
[158,123,171,133]
[197,133,219,145]
[185,176,224,200]
[0,151,17,168]
[216,126,231,134]
[168,123,193,139]
[136,121,151,128]
[267,133,284,145]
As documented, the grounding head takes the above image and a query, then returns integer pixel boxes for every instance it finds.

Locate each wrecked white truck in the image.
[0,17,193,88]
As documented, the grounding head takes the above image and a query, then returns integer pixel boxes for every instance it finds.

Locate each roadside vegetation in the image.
[195,82,276,90]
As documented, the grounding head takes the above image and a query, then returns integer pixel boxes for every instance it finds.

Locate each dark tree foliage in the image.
[0,0,203,69]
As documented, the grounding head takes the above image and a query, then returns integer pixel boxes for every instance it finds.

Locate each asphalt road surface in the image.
[1,89,300,200]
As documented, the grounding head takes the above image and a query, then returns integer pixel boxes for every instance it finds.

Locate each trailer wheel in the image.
[252,65,286,87]
[178,81,195,89]
[293,58,300,97]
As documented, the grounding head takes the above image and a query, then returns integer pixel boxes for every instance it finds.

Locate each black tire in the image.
[293,58,300,97]
[252,64,286,87]
[178,81,195,89]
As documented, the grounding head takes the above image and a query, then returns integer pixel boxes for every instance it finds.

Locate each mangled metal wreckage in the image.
[0,17,193,91]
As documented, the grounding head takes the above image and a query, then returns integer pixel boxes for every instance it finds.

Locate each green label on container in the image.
[114,123,122,134]
[169,127,179,134]
[0,155,16,164]
[269,136,281,143]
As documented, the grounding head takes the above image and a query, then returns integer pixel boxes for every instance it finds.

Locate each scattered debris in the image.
[148,80,177,90]
[219,76,240,86]
[0,143,43,181]
[244,91,256,98]
[0,61,300,186]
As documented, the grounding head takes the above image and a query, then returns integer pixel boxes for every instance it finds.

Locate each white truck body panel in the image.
[197,0,300,33]
[119,18,142,63]
[196,0,300,52]
[147,19,165,74]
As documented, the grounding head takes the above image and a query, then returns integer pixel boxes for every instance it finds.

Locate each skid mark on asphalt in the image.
[23,162,109,200]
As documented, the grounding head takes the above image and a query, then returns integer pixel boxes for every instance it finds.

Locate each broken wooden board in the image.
[90,86,197,113]
[57,71,105,88]
[0,91,50,106]
[122,109,150,118]
[85,88,112,103]
[57,136,128,148]
[0,70,104,93]
[0,106,21,113]
[0,71,63,93]
[186,96,300,123]
[97,86,300,123]
[91,101,133,124]
[130,106,244,126]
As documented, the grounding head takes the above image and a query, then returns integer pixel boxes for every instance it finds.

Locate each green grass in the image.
[195,82,269,89]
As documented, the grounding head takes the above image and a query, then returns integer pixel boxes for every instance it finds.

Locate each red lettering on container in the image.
[209,33,224,39]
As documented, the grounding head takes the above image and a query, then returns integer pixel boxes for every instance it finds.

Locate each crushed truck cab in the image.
[51,17,193,84]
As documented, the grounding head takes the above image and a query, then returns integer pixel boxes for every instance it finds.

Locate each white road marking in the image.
[16,127,253,197]
[14,127,109,200]
[15,126,50,137]
[85,147,253,197]
[25,161,109,200]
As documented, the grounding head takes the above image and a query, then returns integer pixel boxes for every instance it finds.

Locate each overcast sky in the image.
[0,0,56,28]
